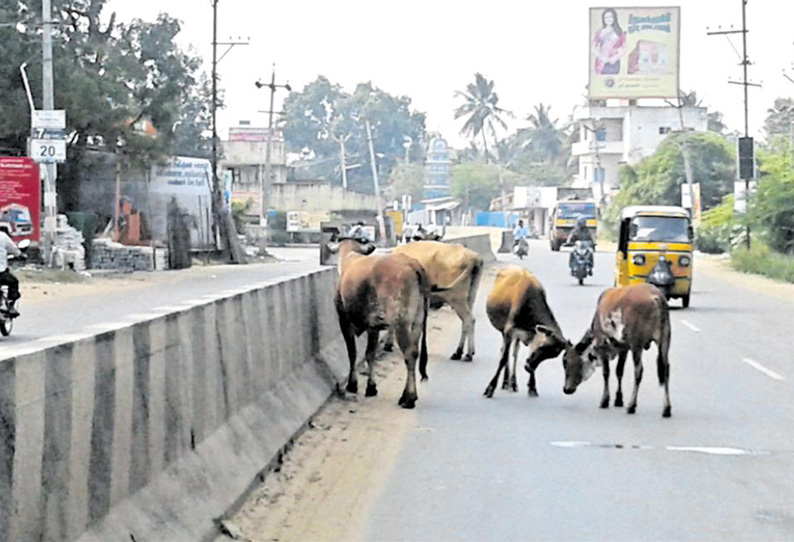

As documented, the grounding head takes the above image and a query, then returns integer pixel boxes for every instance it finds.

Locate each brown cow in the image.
[484,266,567,398]
[562,283,672,417]
[392,241,483,361]
[328,238,431,409]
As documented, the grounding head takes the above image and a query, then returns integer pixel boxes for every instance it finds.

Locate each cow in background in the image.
[327,238,431,409]
[484,266,568,397]
[392,241,483,361]
[562,283,672,417]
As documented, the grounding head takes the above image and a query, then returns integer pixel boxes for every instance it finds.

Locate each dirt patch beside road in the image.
[697,253,794,304]
[215,307,462,542]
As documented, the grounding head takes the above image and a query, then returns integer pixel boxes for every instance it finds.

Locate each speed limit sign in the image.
[29,138,66,163]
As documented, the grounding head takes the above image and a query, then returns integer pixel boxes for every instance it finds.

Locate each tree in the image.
[387,163,424,204]
[450,162,521,212]
[608,132,735,218]
[522,103,566,164]
[763,97,794,146]
[752,150,794,254]
[282,76,426,193]
[453,73,512,163]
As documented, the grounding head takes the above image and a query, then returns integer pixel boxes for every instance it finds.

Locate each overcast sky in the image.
[105,0,794,147]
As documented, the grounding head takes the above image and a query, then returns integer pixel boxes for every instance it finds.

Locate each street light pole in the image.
[41,0,57,264]
[365,119,386,240]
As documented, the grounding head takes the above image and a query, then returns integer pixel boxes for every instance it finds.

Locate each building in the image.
[571,104,708,201]
[220,125,289,215]
[423,135,451,200]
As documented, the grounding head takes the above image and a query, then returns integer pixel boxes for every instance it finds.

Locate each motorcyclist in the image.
[0,223,24,317]
[566,216,594,274]
[513,219,529,246]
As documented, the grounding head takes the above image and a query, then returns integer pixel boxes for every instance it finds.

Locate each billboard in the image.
[589,6,680,99]
[0,157,40,242]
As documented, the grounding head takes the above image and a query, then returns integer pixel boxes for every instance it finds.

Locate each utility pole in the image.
[331,133,351,189]
[365,119,386,240]
[41,0,57,264]
[668,95,696,223]
[707,0,760,249]
[210,0,248,262]
[255,65,291,229]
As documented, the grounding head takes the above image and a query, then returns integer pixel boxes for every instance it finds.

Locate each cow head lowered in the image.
[561,331,599,395]
[524,324,568,374]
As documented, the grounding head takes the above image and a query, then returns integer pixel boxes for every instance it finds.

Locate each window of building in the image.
[595,129,606,142]
[584,166,588,180]
[659,126,671,135]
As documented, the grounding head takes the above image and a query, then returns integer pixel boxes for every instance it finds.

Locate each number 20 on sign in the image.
[29,138,66,163]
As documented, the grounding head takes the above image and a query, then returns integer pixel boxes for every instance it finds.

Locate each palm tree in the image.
[523,103,565,164]
[454,73,512,163]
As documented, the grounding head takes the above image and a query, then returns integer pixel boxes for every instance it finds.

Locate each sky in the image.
[105,0,794,148]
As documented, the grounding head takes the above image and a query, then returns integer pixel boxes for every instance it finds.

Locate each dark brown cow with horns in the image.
[328,238,432,409]
[562,283,672,417]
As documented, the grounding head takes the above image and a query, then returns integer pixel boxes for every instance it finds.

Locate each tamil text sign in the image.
[0,157,41,242]
[589,6,680,99]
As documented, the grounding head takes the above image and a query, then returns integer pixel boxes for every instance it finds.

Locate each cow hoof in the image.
[346,381,358,394]
[501,380,510,390]
[483,386,495,398]
[365,382,378,397]
[511,384,518,393]
[627,405,637,415]
[599,399,609,409]
[400,398,416,409]
[463,354,473,362]
[662,406,672,418]
[528,389,539,398]
[450,351,462,360]
[614,395,624,408]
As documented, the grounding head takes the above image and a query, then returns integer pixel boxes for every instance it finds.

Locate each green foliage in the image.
[231,199,253,234]
[762,97,794,148]
[282,76,426,192]
[450,162,520,212]
[731,244,794,283]
[388,163,425,203]
[453,73,512,162]
[751,150,794,254]
[607,131,735,217]
[695,196,735,253]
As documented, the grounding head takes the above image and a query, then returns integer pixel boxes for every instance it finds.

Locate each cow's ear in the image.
[327,241,340,253]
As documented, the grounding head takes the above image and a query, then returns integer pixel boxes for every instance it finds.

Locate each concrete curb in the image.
[0,268,355,542]
[443,233,497,262]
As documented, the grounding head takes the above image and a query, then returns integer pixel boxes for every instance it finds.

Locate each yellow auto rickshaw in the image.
[615,205,694,308]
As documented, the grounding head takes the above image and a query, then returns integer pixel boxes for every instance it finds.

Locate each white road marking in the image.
[665,446,767,456]
[551,442,770,456]
[680,319,700,332]
[742,358,784,381]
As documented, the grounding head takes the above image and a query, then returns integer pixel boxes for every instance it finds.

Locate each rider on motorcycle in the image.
[0,223,24,317]
[566,216,594,274]
[513,219,529,246]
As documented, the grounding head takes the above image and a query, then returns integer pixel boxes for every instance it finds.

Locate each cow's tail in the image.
[419,292,429,381]
[655,294,671,386]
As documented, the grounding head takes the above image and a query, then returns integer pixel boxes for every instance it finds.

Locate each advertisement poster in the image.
[0,157,40,242]
[589,6,680,99]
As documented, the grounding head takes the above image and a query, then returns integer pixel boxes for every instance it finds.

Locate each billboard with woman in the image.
[589,6,680,99]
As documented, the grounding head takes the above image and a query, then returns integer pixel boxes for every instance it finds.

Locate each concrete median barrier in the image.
[443,233,496,262]
[0,268,356,542]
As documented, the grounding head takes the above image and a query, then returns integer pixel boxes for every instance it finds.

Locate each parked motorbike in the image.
[570,240,593,285]
[0,239,30,337]
[513,238,529,260]
[646,254,675,295]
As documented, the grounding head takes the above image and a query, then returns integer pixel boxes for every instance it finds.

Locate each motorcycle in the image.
[513,238,529,259]
[570,240,593,285]
[0,239,29,337]
[646,254,675,295]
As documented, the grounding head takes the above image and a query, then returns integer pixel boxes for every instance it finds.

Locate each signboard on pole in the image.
[29,138,67,163]
[32,110,66,130]
[681,182,702,225]
[588,7,680,99]
[0,157,41,242]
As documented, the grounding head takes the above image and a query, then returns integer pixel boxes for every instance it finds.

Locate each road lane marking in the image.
[680,319,700,332]
[742,358,784,381]
[551,441,771,456]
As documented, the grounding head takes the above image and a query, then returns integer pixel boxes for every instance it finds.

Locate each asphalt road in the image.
[365,240,794,541]
[0,247,322,358]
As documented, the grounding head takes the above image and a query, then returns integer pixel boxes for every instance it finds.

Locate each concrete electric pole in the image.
[41,0,57,264]
[365,119,386,240]
[255,66,291,228]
